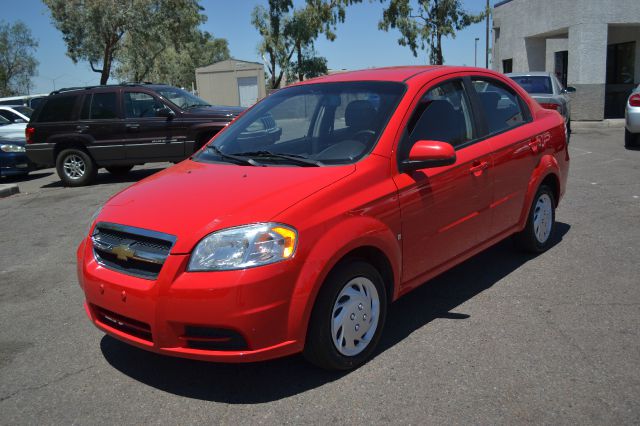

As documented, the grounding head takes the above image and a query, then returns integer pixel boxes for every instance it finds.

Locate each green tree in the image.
[0,21,38,96]
[44,0,206,85]
[379,0,484,65]
[252,0,360,89]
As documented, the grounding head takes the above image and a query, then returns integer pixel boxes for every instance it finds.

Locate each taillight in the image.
[629,94,640,107]
[25,126,35,144]
[539,102,561,112]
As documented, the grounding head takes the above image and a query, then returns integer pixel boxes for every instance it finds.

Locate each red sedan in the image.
[77,66,569,370]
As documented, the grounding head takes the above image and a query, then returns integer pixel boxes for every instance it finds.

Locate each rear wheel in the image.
[304,261,387,370]
[514,185,556,253]
[55,148,97,187]
[105,165,134,176]
[625,129,639,148]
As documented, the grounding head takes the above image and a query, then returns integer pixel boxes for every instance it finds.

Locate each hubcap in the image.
[533,193,553,243]
[331,276,380,357]
[63,154,86,179]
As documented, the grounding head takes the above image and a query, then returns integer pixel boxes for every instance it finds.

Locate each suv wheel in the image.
[625,129,639,148]
[105,165,134,176]
[514,184,556,253]
[304,260,387,370]
[56,148,97,187]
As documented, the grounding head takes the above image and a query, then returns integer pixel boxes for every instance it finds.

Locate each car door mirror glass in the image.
[564,86,576,93]
[401,140,456,172]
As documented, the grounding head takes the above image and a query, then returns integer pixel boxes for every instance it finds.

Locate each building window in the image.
[606,41,635,84]
[502,59,513,74]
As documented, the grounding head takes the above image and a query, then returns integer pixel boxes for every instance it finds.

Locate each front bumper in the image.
[0,151,34,176]
[77,237,305,362]
[626,104,640,134]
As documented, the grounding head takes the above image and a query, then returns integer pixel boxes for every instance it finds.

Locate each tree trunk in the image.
[100,44,112,85]
[297,41,303,82]
[435,33,443,65]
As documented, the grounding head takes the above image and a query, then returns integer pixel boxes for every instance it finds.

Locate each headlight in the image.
[188,223,297,271]
[1,144,25,153]
[85,206,102,235]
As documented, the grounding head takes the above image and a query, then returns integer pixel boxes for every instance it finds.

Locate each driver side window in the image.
[124,92,164,118]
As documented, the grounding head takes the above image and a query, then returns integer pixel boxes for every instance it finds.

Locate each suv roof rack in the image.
[50,82,168,96]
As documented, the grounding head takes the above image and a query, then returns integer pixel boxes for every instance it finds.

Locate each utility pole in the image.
[475,38,479,67]
[485,0,490,68]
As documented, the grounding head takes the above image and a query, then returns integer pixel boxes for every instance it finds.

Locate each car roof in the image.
[506,71,553,78]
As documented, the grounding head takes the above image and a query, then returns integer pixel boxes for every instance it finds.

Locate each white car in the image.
[625,85,640,148]
[0,115,26,139]
[0,105,33,123]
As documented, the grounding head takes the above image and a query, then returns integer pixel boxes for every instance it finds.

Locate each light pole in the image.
[475,38,480,67]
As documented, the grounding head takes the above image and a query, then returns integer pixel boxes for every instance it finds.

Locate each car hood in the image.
[97,160,356,253]
[0,137,25,146]
[182,105,246,120]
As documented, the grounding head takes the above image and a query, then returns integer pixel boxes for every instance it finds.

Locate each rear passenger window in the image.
[406,80,474,149]
[472,79,528,134]
[38,95,79,122]
[88,93,118,119]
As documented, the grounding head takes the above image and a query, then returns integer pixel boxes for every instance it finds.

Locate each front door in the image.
[122,91,185,161]
[394,78,494,286]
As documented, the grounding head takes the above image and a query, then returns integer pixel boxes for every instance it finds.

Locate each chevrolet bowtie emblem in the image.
[112,244,135,261]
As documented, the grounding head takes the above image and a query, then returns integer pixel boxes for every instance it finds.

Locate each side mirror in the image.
[13,118,26,123]
[564,86,576,93]
[400,140,456,172]
[155,106,175,118]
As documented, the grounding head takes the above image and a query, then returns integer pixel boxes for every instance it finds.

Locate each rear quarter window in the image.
[37,95,79,122]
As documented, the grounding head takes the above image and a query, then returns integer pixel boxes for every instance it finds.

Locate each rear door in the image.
[394,77,494,284]
[122,90,184,161]
[78,90,126,162]
[468,76,541,238]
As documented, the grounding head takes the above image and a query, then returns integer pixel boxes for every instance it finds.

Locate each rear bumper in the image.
[77,237,305,363]
[26,143,55,167]
[625,105,640,134]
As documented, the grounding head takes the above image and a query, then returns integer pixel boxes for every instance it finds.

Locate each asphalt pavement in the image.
[0,128,639,424]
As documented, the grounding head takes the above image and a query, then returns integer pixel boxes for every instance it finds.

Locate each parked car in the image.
[507,72,575,135]
[0,105,33,123]
[77,66,569,370]
[25,83,247,186]
[0,115,27,139]
[0,137,33,177]
[625,84,640,148]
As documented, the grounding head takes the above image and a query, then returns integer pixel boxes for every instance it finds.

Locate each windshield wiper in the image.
[230,151,323,167]
[206,146,262,166]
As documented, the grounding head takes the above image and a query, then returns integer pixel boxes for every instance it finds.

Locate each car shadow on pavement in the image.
[41,167,167,189]
[100,222,570,403]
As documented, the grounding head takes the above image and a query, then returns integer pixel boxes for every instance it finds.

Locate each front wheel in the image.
[304,261,387,370]
[55,148,97,187]
[514,185,556,253]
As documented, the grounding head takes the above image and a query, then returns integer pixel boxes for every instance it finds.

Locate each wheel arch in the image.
[518,154,561,229]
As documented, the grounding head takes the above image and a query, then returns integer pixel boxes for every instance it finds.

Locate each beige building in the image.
[195,59,267,107]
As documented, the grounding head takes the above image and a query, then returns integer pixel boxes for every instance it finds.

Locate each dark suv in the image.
[25,84,245,186]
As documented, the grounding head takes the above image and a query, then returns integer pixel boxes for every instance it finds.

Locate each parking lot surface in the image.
[1,128,639,424]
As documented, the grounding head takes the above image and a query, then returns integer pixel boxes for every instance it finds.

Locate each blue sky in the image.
[2,0,493,94]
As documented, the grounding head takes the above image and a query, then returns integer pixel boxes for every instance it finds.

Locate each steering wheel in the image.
[352,129,376,144]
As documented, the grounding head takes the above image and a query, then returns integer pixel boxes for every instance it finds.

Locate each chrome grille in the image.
[91,222,176,280]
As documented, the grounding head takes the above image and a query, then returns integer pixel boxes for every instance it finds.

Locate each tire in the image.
[514,184,556,253]
[625,129,639,148]
[55,148,97,187]
[105,165,134,176]
[304,260,387,371]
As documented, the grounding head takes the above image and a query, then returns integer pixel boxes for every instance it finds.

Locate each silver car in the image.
[625,84,640,148]
[507,72,576,133]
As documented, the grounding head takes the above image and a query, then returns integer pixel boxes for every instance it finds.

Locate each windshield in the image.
[155,86,210,109]
[14,106,33,118]
[510,76,553,95]
[194,81,405,166]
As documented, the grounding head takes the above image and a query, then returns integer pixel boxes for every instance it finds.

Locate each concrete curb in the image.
[572,119,625,129]
[0,183,19,198]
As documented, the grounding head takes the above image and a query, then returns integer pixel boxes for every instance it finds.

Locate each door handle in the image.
[528,140,540,153]
[76,125,89,132]
[126,124,140,130]
[469,160,489,176]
